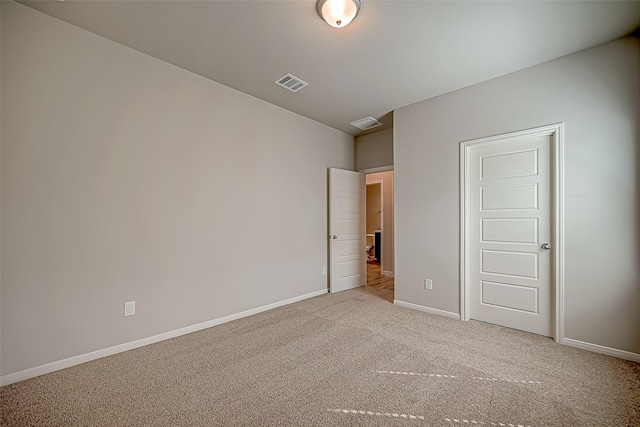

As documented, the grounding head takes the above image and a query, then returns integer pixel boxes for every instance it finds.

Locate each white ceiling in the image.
[19,0,640,136]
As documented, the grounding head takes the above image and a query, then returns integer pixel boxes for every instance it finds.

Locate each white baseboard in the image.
[394,299,461,320]
[382,270,394,277]
[0,289,328,386]
[561,337,640,363]
[391,303,639,363]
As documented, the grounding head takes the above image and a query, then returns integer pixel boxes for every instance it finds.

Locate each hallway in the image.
[366,261,394,302]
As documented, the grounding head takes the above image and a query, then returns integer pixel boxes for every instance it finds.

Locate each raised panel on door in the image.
[336,259,360,279]
[481,218,538,244]
[481,281,538,314]
[481,184,538,210]
[336,219,359,236]
[481,250,539,279]
[337,197,359,217]
[335,239,360,257]
[481,149,538,180]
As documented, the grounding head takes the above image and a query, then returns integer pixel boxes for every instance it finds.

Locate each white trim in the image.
[562,338,640,363]
[0,289,327,386]
[366,180,384,269]
[552,125,565,343]
[459,123,565,342]
[364,171,395,278]
[390,177,394,277]
[359,165,393,174]
[360,172,367,287]
[394,300,461,320]
[459,139,471,321]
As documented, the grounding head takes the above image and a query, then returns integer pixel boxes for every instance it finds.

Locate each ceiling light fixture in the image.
[316,0,361,28]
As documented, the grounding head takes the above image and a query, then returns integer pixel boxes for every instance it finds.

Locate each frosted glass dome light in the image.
[316,0,361,28]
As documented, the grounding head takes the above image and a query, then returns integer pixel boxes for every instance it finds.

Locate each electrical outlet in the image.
[124,301,136,317]
[322,266,327,276]
[424,279,432,290]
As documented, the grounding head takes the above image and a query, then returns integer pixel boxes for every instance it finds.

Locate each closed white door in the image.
[329,168,365,293]
[469,135,552,336]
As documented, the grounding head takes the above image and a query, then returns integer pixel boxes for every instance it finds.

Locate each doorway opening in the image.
[364,170,394,301]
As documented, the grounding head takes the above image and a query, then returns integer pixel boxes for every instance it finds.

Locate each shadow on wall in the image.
[590,35,640,349]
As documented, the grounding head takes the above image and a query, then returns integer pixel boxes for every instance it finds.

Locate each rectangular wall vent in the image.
[350,116,383,130]
[275,73,308,92]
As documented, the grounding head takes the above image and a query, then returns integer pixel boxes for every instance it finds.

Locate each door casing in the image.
[459,123,565,342]
[365,180,383,265]
[361,166,395,279]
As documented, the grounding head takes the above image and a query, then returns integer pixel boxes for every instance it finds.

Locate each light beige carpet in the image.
[1,286,639,426]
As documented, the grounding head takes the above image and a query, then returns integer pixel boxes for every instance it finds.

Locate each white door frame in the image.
[360,166,395,278]
[459,124,565,342]
[365,180,383,265]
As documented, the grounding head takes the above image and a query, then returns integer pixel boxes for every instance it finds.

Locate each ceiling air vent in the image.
[350,116,383,130]
[275,73,308,93]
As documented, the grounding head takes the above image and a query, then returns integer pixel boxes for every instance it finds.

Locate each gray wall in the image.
[1,1,354,377]
[356,129,393,171]
[394,36,640,354]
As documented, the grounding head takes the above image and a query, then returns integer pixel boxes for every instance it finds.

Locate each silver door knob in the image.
[541,243,551,250]
[331,235,337,239]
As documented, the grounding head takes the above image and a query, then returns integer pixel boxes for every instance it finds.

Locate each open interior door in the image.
[329,168,365,293]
